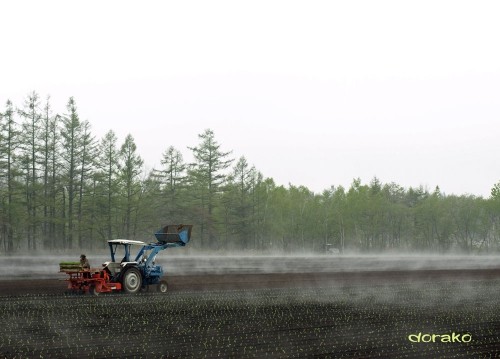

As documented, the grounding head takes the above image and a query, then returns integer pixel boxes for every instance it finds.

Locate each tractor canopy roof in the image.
[107,239,146,246]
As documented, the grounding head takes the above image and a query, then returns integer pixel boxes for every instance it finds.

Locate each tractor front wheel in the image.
[89,285,100,296]
[122,267,142,294]
[157,280,168,293]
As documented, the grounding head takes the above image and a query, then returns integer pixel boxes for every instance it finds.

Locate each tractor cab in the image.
[107,239,146,263]
[103,239,146,279]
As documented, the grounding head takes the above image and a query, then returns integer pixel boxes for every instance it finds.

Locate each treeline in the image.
[1,92,499,253]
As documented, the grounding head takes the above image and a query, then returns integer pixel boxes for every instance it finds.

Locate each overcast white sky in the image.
[1,1,499,197]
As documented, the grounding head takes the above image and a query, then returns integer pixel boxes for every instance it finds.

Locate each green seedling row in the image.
[59,262,82,271]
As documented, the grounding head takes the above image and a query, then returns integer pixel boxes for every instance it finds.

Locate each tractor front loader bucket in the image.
[155,224,192,245]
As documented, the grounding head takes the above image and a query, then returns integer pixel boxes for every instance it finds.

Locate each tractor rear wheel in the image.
[157,280,168,293]
[122,267,142,294]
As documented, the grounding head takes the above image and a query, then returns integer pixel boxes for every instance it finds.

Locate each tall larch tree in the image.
[96,130,121,241]
[248,169,267,250]
[39,96,60,248]
[18,91,42,249]
[119,134,143,239]
[60,97,82,248]
[155,146,186,222]
[223,156,255,249]
[188,129,232,249]
[76,120,96,247]
[0,100,21,251]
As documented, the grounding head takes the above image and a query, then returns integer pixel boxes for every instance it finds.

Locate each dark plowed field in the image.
[1,268,500,295]
[1,270,499,358]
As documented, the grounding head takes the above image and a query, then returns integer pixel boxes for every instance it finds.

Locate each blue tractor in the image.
[101,224,192,294]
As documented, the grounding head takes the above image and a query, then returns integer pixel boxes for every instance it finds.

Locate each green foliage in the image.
[491,181,500,199]
[152,146,187,222]
[0,99,22,251]
[188,129,233,249]
[119,134,143,238]
[0,92,498,253]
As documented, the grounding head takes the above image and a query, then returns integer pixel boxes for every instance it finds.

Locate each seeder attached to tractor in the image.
[59,224,192,295]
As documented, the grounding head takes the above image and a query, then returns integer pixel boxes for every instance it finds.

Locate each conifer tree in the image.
[39,96,60,247]
[60,97,82,248]
[119,134,143,238]
[76,120,97,247]
[154,146,186,222]
[188,129,232,249]
[18,91,42,249]
[96,130,120,241]
[223,156,255,249]
[0,100,21,251]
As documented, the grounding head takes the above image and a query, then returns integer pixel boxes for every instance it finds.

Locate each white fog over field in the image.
[0,254,499,279]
